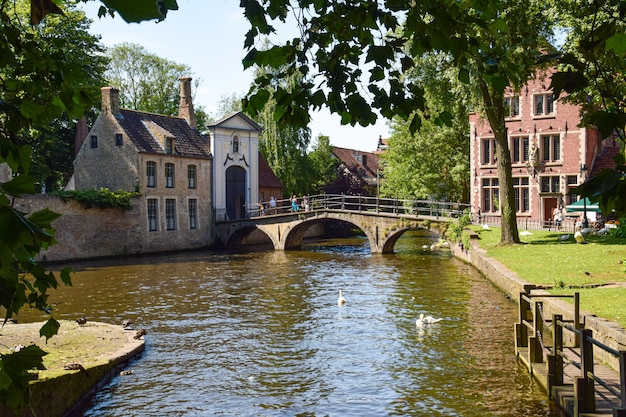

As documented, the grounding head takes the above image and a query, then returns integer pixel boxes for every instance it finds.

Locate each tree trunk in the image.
[480,82,521,245]
[494,131,520,244]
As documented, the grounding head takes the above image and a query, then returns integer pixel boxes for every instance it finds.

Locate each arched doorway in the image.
[226,166,246,219]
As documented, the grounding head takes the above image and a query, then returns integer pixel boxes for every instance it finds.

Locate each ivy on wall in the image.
[52,188,140,210]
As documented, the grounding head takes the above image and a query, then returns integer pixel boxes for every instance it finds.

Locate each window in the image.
[482,177,499,212]
[166,137,174,154]
[147,199,158,231]
[504,96,520,117]
[566,176,578,204]
[541,134,560,162]
[513,177,530,213]
[233,135,239,153]
[510,136,529,163]
[189,199,197,229]
[146,162,156,188]
[481,139,497,165]
[534,93,555,116]
[116,133,123,146]
[188,165,197,189]
[541,176,561,193]
[166,199,176,230]
[90,135,98,149]
[165,163,175,188]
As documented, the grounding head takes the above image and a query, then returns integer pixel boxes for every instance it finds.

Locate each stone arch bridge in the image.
[215,194,468,254]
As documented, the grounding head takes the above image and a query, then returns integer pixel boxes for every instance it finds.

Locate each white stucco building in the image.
[208,112,262,221]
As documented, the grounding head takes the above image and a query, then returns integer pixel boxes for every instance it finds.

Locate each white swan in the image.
[416,313,442,327]
[338,289,346,306]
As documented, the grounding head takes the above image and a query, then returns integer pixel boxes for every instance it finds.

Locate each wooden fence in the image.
[515,289,626,417]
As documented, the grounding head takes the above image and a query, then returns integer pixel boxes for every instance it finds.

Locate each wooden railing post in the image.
[615,350,626,417]
[530,300,544,363]
[516,292,529,350]
[548,314,564,389]
[574,292,580,348]
[575,328,596,415]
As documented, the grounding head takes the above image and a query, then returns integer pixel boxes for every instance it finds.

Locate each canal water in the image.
[28,230,563,416]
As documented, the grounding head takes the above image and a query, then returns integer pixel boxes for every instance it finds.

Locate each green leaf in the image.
[40,318,60,341]
[589,111,626,139]
[100,0,179,23]
[0,175,37,197]
[458,67,469,84]
[60,267,73,286]
[606,33,626,57]
[27,208,61,229]
[19,101,43,119]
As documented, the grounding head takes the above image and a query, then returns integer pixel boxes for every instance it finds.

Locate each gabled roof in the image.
[208,111,262,132]
[591,140,622,177]
[258,152,284,188]
[331,146,379,178]
[116,109,211,158]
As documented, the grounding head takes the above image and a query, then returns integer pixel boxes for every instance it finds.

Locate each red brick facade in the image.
[469,68,605,227]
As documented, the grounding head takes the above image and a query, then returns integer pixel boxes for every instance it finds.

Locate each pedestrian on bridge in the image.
[291,195,300,212]
[269,196,276,214]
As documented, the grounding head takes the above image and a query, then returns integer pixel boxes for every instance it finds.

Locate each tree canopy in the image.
[238,0,556,244]
[552,0,626,217]
[381,53,476,202]
[105,42,210,130]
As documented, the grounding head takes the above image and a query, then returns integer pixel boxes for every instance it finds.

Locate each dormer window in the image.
[166,137,174,154]
[232,135,239,153]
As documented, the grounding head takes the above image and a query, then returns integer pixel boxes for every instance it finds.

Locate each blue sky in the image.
[79,1,390,152]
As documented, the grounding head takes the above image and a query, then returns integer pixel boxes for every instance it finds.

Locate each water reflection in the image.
[24,231,563,416]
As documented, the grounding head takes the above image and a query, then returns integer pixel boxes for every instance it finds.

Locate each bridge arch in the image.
[223,224,276,249]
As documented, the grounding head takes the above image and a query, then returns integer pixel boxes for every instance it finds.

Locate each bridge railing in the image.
[246,193,470,219]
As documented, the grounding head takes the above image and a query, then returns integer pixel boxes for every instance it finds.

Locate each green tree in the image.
[106,42,210,130]
[253,65,313,196]
[8,3,109,192]
[551,0,626,217]
[215,92,244,119]
[239,0,555,245]
[0,0,100,410]
[308,134,338,194]
[381,53,475,202]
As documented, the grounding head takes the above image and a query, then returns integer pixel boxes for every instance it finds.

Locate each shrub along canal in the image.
[24,230,565,416]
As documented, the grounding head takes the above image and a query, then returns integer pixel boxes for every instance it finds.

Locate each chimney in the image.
[101,87,120,114]
[74,115,89,156]
[178,77,197,128]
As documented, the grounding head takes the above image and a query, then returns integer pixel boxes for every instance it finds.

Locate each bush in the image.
[610,217,626,238]
[52,188,140,210]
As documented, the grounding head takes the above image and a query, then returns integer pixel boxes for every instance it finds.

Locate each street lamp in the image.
[580,164,589,229]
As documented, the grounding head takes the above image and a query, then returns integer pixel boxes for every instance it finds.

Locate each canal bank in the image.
[451,236,626,416]
[0,320,145,417]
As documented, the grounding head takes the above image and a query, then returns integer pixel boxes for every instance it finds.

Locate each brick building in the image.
[331,146,380,196]
[71,77,214,252]
[469,68,616,227]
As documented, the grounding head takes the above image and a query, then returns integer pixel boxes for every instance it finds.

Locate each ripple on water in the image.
[37,233,562,417]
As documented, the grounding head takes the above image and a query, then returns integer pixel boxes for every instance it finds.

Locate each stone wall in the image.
[14,194,215,262]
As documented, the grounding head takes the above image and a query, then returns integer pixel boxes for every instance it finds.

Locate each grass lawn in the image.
[469,226,626,328]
